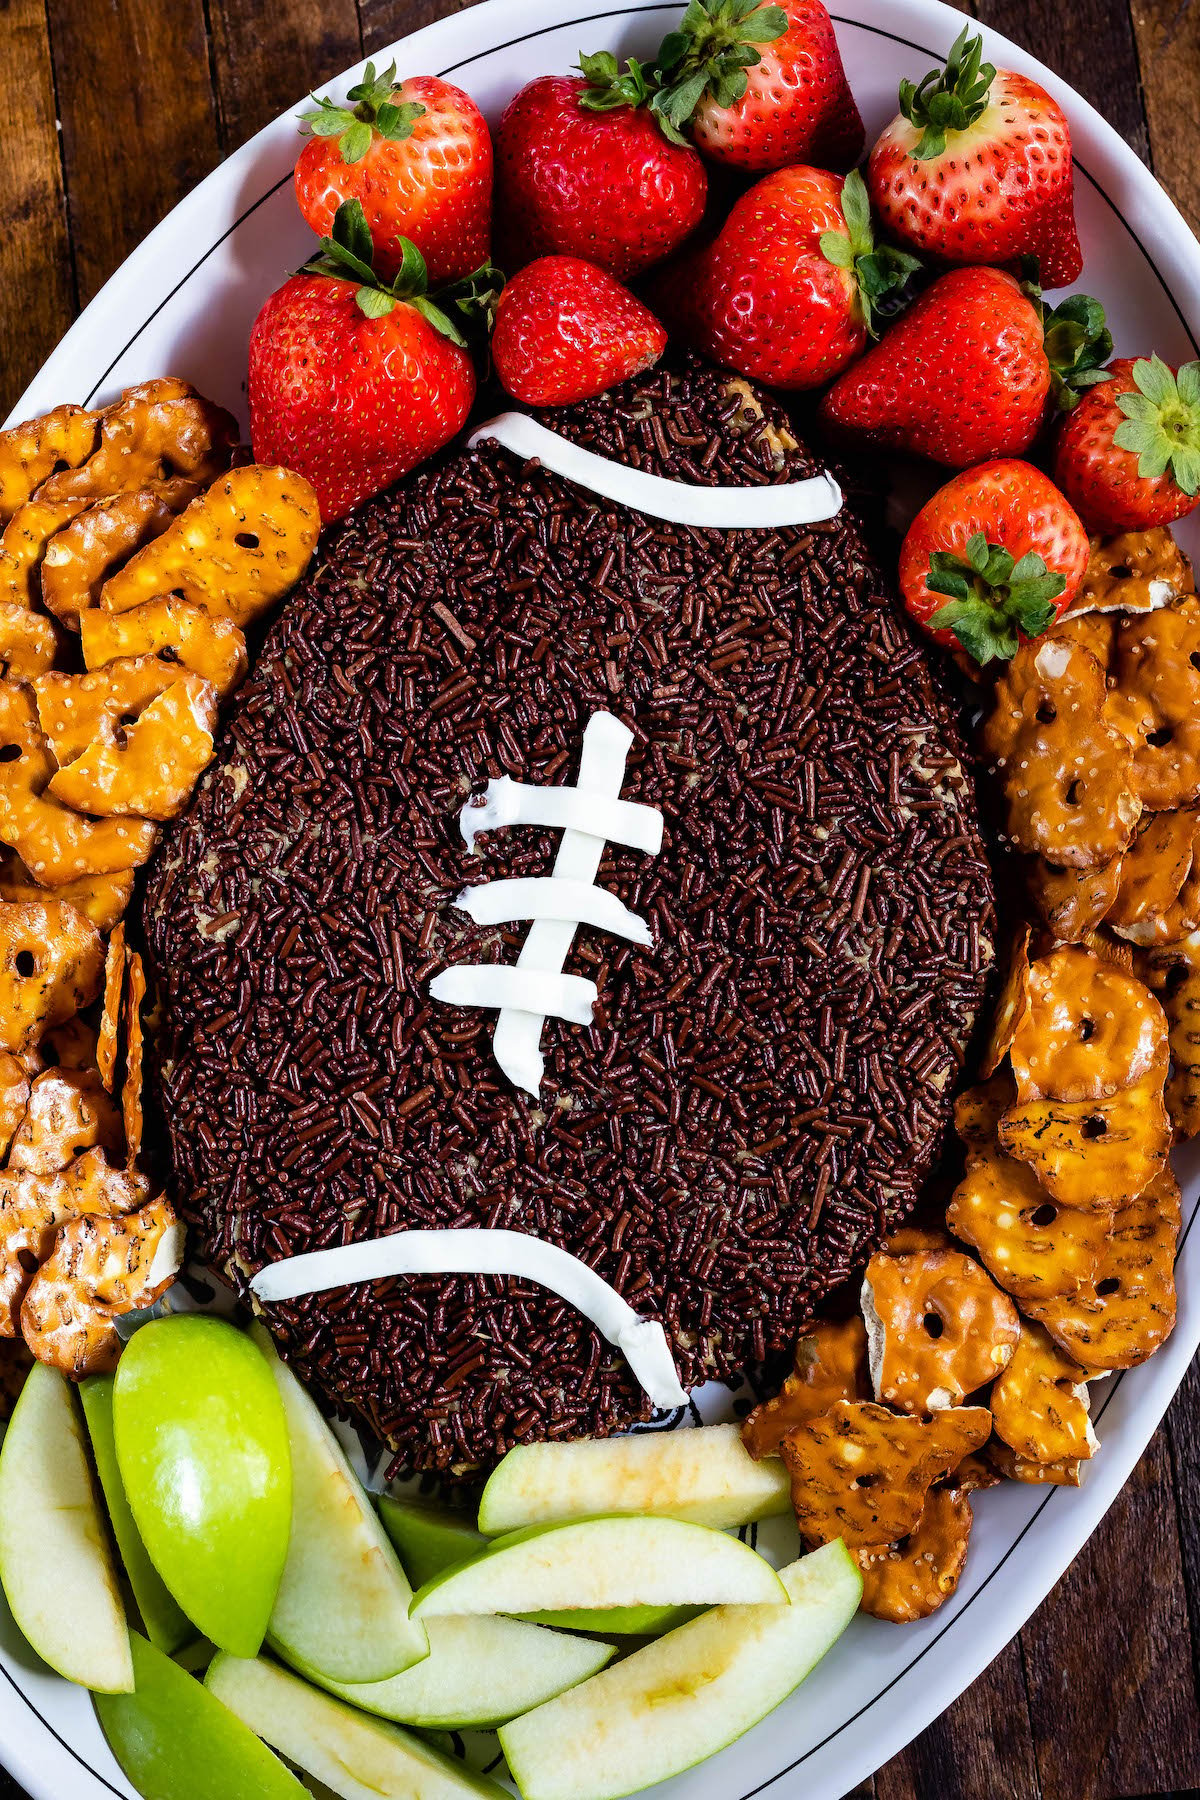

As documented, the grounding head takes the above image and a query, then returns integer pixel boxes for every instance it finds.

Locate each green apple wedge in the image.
[500,1541,862,1800]
[252,1325,427,1684]
[206,1652,510,1800]
[377,1496,690,1637]
[477,1423,790,1535]
[95,1630,308,1800]
[309,1613,614,1729]
[113,1315,292,1658]
[80,1375,193,1656]
[409,1516,786,1619]
[0,1361,133,1693]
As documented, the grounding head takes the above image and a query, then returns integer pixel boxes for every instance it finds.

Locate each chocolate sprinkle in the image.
[143,361,996,1470]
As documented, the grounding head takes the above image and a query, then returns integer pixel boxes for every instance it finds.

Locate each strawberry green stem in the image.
[899,26,996,161]
[303,199,502,344]
[925,532,1065,665]
[1112,355,1200,496]
[300,60,424,165]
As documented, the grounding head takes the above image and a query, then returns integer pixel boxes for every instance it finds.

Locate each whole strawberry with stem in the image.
[1052,354,1200,533]
[655,0,864,172]
[492,257,667,407]
[899,460,1090,665]
[821,268,1111,467]
[295,64,493,285]
[658,166,920,391]
[868,28,1082,288]
[249,200,482,521]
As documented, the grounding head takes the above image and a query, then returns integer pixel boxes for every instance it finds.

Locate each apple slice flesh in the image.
[206,1652,511,1799]
[499,1541,862,1800]
[410,1516,786,1618]
[95,1630,308,1800]
[477,1423,790,1535]
[313,1613,614,1728]
[0,1361,133,1693]
[254,1327,427,1683]
[80,1375,193,1656]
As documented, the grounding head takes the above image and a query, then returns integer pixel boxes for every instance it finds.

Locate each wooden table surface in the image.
[2,0,1200,1796]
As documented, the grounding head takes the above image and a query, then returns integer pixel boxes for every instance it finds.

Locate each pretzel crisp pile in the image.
[0,380,319,1404]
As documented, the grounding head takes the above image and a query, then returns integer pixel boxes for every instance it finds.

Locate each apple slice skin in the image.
[499,1541,863,1800]
[0,1361,134,1694]
[95,1630,308,1800]
[80,1375,193,1657]
[409,1516,787,1619]
[113,1315,292,1659]
[518,1603,698,1635]
[478,1425,791,1535]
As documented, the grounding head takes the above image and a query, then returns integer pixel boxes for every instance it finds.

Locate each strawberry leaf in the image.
[645,0,787,139]
[821,170,921,336]
[355,286,397,319]
[924,538,1064,664]
[299,59,424,165]
[1110,355,1200,497]
[1041,294,1114,412]
[898,25,996,162]
[339,120,374,165]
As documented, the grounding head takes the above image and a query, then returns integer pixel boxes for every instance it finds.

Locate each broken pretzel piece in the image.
[35,380,238,507]
[854,1485,974,1625]
[1070,528,1194,618]
[41,1018,99,1072]
[97,924,125,1092]
[123,950,146,1164]
[1106,809,1200,947]
[1114,599,1200,812]
[81,594,249,699]
[48,676,218,823]
[0,1149,150,1333]
[0,898,104,1056]
[954,1071,1017,1162]
[997,1070,1171,1208]
[7,1069,123,1175]
[980,925,1032,1078]
[779,1399,991,1550]
[986,1440,1084,1486]
[742,1317,869,1461]
[1028,853,1123,946]
[862,1248,1019,1414]
[0,1052,30,1161]
[947,1144,1113,1305]
[39,480,201,627]
[1008,945,1169,1103]
[0,848,136,933]
[1137,933,1200,1137]
[0,405,98,524]
[990,1320,1097,1466]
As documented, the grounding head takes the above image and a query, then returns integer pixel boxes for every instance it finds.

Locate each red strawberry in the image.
[494,73,707,280]
[659,167,919,391]
[659,0,864,172]
[820,269,1112,467]
[899,460,1090,664]
[867,28,1082,288]
[248,202,477,521]
[295,64,492,285]
[491,257,667,407]
[1052,355,1200,534]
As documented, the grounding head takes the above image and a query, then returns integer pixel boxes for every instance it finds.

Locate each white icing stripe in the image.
[250,1228,689,1409]
[429,964,598,1025]
[468,412,843,529]
[462,774,663,855]
[454,877,651,946]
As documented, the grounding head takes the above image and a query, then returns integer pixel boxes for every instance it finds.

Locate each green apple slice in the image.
[253,1326,427,1683]
[478,1423,790,1535]
[499,1541,862,1800]
[80,1374,193,1656]
[0,1361,133,1693]
[95,1630,308,1800]
[518,1602,697,1635]
[113,1315,292,1658]
[313,1613,614,1728]
[410,1516,786,1618]
[206,1652,510,1799]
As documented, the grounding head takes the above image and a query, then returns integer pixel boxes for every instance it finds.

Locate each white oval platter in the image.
[3,1,1199,1797]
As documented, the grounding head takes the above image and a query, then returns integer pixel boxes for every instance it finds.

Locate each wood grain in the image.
[875,1641,1040,1800]
[207,0,362,154]
[1131,0,1200,237]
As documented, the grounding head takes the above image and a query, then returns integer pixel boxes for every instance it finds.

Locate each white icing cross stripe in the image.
[430,710,663,1096]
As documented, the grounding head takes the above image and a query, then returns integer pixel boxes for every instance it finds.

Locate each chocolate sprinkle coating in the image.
[143,362,996,1470]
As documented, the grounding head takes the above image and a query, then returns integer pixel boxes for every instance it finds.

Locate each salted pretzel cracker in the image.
[1027,1167,1180,1371]
[1105,810,1200,947]
[1070,528,1194,618]
[854,1485,974,1624]
[42,1018,99,1071]
[35,380,239,507]
[96,924,124,1092]
[0,898,104,1056]
[0,681,156,885]
[742,1317,869,1461]
[990,1320,1096,1466]
[0,494,95,611]
[862,1248,1019,1414]
[0,1150,150,1333]
[100,466,321,629]
[21,1194,183,1379]
[987,1441,1084,1486]
[48,676,218,823]
[1113,600,1200,812]
[1028,853,1123,945]
[998,1070,1171,1207]
[947,1145,1113,1304]
[0,405,98,523]
[0,849,134,933]
[81,594,249,699]
[0,1053,30,1160]
[123,950,146,1163]
[1137,933,1200,1136]
[0,605,57,684]
[1008,945,1169,1103]
[981,633,1140,870]
[954,1071,1017,1160]
[7,1069,123,1175]
[39,480,201,626]
[32,655,183,764]
[980,926,1032,1077]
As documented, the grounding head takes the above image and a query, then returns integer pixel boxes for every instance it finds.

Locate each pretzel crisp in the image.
[780,1400,991,1550]
[97,924,124,1092]
[855,1485,974,1624]
[862,1248,1019,1414]
[981,633,1141,870]
[954,1071,1018,1160]
[990,1320,1096,1465]
[986,1440,1085,1486]
[998,1071,1171,1207]
[0,681,156,884]
[7,1069,123,1175]
[1137,934,1200,1137]
[81,594,249,699]
[35,380,238,506]
[980,927,1032,1078]
[123,950,146,1163]
[1027,1167,1181,1371]
[1105,811,1200,947]
[1028,853,1124,946]
[1069,528,1194,618]
[42,1018,99,1071]
[100,466,321,628]
[880,1224,955,1257]
[1113,600,1200,812]
[21,1194,182,1379]
[742,1317,869,1461]
[0,898,104,1055]
[39,481,201,626]
[47,676,218,823]
[0,1053,30,1160]
[0,405,98,523]
[0,495,95,612]
[1008,945,1169,1104]
[947,1145,1113,1304]
[0,849,134,933]
[0,1150,150,1333]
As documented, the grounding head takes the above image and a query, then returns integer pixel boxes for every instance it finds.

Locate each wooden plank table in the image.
[1,0,1199,1795]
